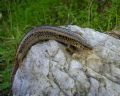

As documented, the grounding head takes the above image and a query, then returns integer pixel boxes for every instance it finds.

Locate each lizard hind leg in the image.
[65,45,79,55]
[65,45,84,60]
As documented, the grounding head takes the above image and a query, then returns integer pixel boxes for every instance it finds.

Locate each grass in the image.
[0,0,120,95]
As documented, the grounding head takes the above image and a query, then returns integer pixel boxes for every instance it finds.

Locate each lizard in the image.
[11,26,92,93]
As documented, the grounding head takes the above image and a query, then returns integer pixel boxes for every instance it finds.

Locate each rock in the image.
[12,25,120,96]
[88,78,99,96]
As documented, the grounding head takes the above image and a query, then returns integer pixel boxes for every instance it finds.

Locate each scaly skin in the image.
[11,26,92,93]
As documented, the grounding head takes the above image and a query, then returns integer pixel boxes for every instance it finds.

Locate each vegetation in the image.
[0,0,120,95]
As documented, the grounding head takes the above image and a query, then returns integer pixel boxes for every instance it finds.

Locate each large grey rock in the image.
[12,25,120,96]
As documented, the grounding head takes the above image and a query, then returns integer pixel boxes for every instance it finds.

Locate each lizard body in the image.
[11,26,92,87]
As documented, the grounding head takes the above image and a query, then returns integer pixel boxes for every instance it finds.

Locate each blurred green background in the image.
[0,0,120,95]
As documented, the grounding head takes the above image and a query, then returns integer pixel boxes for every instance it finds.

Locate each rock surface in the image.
[12,25,120,96]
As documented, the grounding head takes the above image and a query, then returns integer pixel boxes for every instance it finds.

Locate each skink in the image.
[11,26,92,87]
